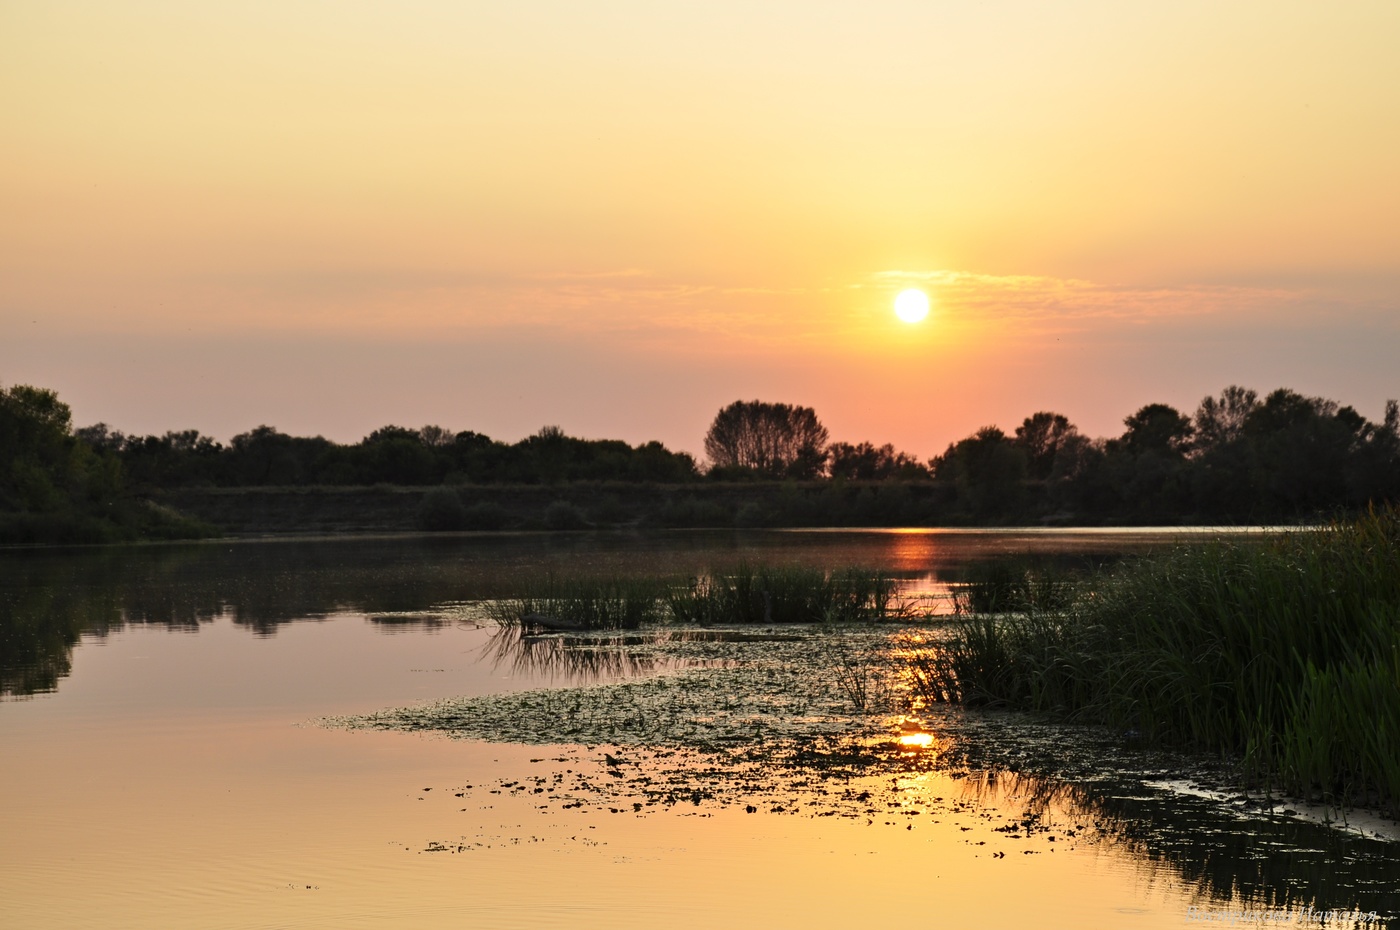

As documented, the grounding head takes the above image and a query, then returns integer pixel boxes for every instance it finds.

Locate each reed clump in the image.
[668,562,909,625]
[488,564,910,631]
[913,508,1400,814]
[485,577,668,631]
[950,559,1078,615]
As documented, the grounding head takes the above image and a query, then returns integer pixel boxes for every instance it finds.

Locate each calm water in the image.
[1,529,1394,929]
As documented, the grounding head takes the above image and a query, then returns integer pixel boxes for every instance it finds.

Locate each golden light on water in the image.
[898,731,935,749]
[897,717,937,751]
[894,289,930,323]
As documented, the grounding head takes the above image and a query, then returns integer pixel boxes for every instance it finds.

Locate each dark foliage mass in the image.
[5,379,1399,540]
[73,421,702,491]
[931,387,1400,523]
[1,383,211,543]
[703,400,830,478]
[826,441,929,481]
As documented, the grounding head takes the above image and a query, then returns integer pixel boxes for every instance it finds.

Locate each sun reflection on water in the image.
[895,716,938,752]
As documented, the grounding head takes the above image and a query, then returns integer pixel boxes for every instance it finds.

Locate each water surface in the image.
[2,529,1392,929]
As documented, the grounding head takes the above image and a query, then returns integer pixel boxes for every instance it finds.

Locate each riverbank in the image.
[148,481,955,535]
[149,481,1272,538]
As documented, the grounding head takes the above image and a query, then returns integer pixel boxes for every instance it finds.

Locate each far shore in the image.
[146,482,1316,539]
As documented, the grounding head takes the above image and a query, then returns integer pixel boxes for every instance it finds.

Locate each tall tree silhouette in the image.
[704,401,829,478]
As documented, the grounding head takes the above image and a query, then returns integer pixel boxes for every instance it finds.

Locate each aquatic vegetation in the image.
[914,509,1400,814]
[822,636,901,714]
[335,628,903,749]
[949,559,1077,615]
[485,576,669,631]
[480,625,667,682]
[668,562,911,625]
[332,620,1400,921]
[485,563,914,631]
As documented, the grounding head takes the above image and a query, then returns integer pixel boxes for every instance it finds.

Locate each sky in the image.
[3,0,1397,461]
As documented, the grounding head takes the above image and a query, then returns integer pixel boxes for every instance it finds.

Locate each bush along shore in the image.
[911,509,1400,817]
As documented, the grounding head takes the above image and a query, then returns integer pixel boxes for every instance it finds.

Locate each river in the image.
[1,529,1393,929]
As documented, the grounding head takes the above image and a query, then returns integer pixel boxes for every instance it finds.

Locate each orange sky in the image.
[3,1,1397,458]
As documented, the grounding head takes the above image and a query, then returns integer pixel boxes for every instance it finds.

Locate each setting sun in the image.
[894,289,930,324]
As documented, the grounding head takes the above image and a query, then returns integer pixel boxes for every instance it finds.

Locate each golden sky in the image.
[3,1,1397,456]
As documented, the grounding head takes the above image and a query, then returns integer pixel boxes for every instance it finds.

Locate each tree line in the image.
[3,381,1398,542]
[0,383,206,542]
[702,392,1400,521]
[73,421,701,490]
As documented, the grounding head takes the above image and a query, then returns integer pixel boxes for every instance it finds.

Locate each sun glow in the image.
[894,289,930,323]
[896,717,937,752]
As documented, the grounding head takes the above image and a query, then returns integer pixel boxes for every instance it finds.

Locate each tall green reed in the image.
[913,509,1400,813]
[667,562,909,625]
[488,563,912,631]
[485,576,668,631]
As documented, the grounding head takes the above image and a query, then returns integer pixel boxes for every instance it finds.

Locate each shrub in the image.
[415,486,467,531]
[461,501,509,531]
[543,500,588,530]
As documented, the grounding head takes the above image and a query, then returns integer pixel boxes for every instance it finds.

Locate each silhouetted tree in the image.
[1104,405,1195,518]
[1120,404,1194,457]
[358,425,438,485]
[227,427,307,485]
[1192,385,1259,453]
[629,441,701,482]
[827,442,929,480]
[419,425,454,448]
[1013,412,1080,480]
[74,423,126,452]
[704,401,829,478]
[114,430,224,488]
[934,427,1027,518]
[2,383,128,515]
[1349,400,1400,506]
[2,384,79,511]
[1242,390,1365,513]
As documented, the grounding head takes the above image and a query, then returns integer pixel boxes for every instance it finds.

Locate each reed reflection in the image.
[481,626,662,684]
[948,765,1399,924]
[479,625,761,685]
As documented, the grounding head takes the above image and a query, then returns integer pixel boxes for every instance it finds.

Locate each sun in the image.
[894,288,930,323]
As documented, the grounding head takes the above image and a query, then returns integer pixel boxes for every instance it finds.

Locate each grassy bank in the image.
[912,509,1400,814]
[154,480,1319,538]
[153,481,971,536]
[0,499,217,546]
